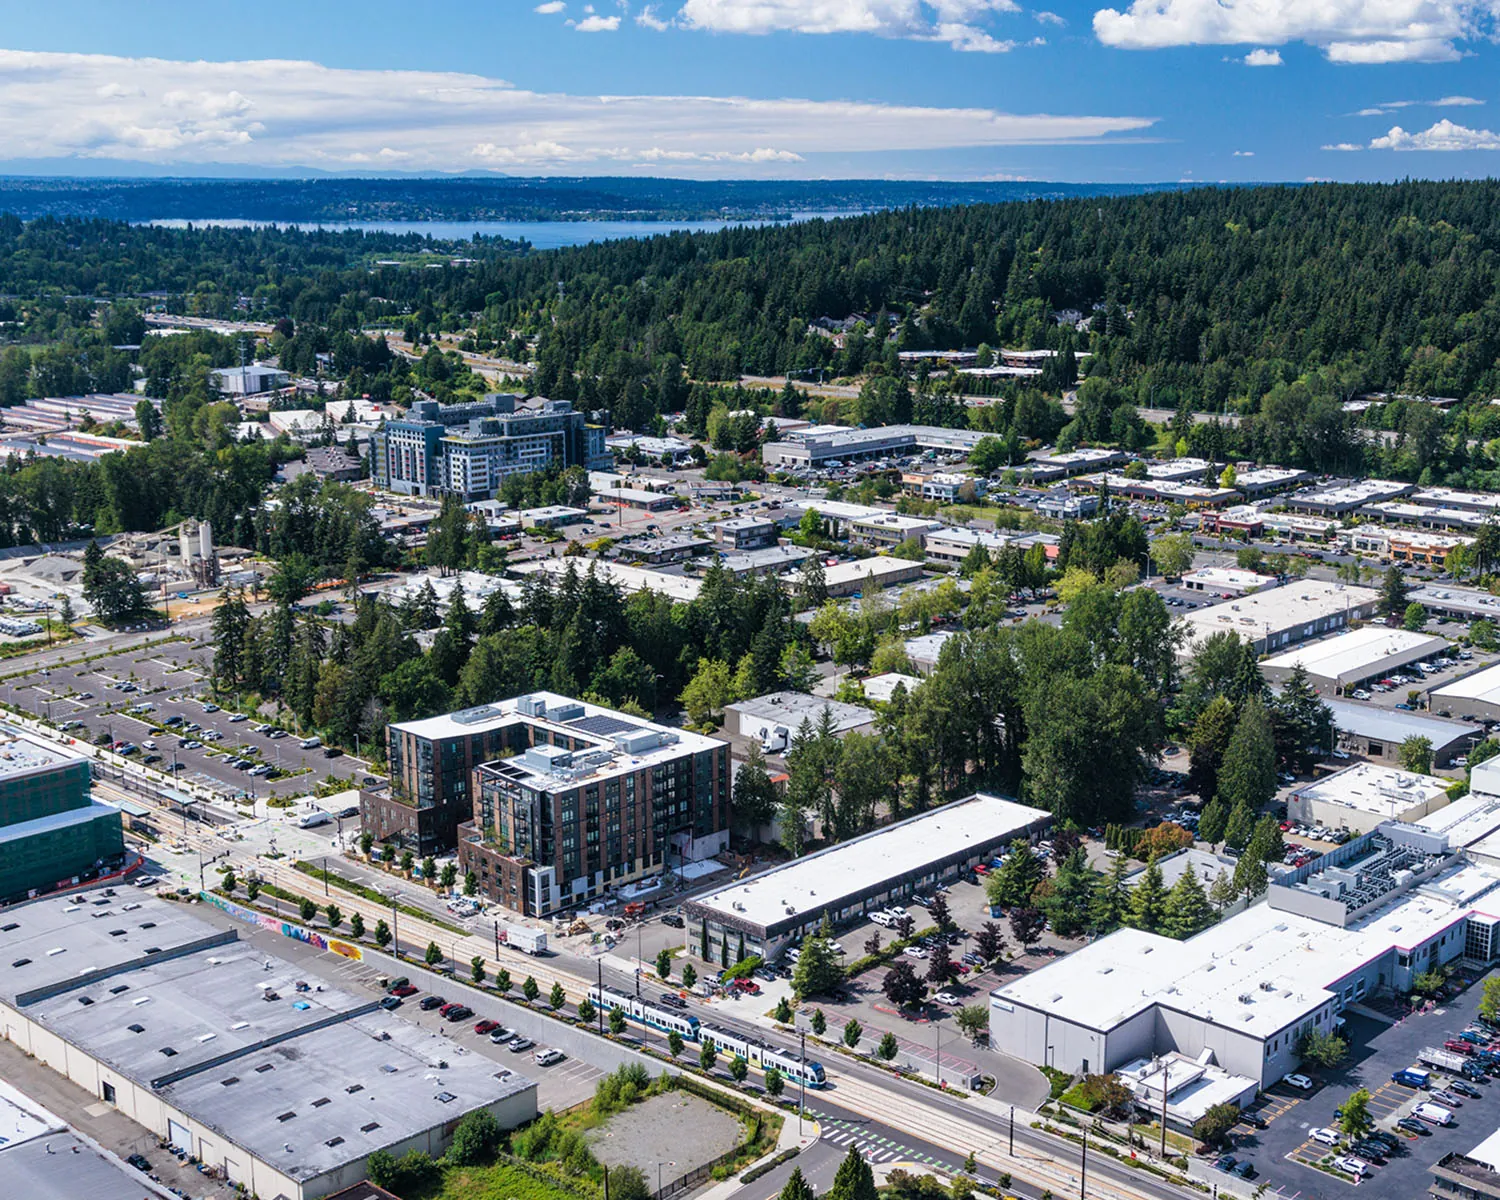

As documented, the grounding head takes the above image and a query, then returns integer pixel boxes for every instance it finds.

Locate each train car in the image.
[588,986,701,1040]
[700,1023,827,1088]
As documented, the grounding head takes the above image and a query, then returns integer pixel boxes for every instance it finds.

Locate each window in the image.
[159,1047,177,1057]
[102,1083,116,1104]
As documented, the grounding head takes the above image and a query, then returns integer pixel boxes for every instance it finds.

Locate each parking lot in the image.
[0,634,382,800]
[1218,969,1500,1198]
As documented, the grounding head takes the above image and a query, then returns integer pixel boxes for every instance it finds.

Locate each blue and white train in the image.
[587,985,827,1088]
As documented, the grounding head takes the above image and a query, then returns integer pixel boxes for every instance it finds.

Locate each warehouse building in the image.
[1431,664,1500,725]
[1409,584,1500,623]
[784,556,924,598]
[1324,700,1480,768]
[686,793,1049,962]
[1285,478,1415,516]
[723,692,875,748]
[760,424,986,470]
[1017,448,1127,483]
[991,821,1500,1088]
[449,693,730,916]
[1180,567,1274,597]
[1287,763,1453,836]
[0,724,122,903]
[1178,582,1380,656]
[0,892,536,1200]
[1259,626,1450,694]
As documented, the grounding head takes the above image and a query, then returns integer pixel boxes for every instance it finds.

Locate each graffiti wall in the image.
[199,891,363,961]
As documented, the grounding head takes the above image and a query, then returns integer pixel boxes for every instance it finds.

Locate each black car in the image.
[1397,1117,1430,1135]
[1350,1141,1386,1163]
[1239,1112,1268,1130]
[659,992,687,1009]
[444,1005,473,1021]
[1366,1130,1401,1150]
[126,1153,151,1172]
[661,913,684,929]
[337,805,359,819]
[362,776,381,787]
[1451,1080,1483,1098]
[323,747,343,758]
[419,995,446,1011]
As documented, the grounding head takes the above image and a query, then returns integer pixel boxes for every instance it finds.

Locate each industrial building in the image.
[1259,626,1451,694]
[723,692,875,747]
[1324,700,1481,768]
[595,486,679,513]
[1287,763,1453,835]
[1016,448,1127,483]
[686,793,1049,962]
[0,725,122,903]
[760,423,987,470]
[1285,478,1415,516]
[1177,581,1380,656]
[0,891,536,1200]
[1431,663,1500,725]
[1233,466,1313,496]
[212,363,290,395]
[509,558,702,602]
[785,555,924,598]
[1409,584,1500,623]
[372,394,609,499]
[991,821,1500,1088]
[434,693,730,916]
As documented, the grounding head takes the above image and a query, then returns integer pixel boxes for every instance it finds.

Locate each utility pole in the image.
[323,857,329,897]
[1008,1106,1014,1156]
[798,1031,807,1135]
[1158,1060,1169,1160]
[1080,1127,1088,1199]
[596,959,605,1036]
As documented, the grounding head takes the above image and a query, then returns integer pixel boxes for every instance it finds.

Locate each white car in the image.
[886,905,909,919]
[534,1048,565,1066]
[1310,1127,1341,1146]
[934,991,962,1005]
[902,946,928,960]
[869,911,895,928]
[1333,1156,1370,1178]
[1283,1073,1314,1091]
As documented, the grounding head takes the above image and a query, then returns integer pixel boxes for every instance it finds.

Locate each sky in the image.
[0,0,1498,182]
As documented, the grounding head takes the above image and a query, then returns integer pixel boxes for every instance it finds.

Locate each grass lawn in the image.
[410,1163,595,1200]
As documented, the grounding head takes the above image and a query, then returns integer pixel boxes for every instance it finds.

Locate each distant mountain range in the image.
[0,175,1198,223]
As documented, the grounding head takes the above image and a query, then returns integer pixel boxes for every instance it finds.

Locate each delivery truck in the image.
[501,926,548,956]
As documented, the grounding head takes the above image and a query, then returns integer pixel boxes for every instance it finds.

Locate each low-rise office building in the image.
[0,892,536,1200]
[1348,525,1474,564]
[1286,478,1415,516]
[510,558,702,602]
[991,821,1500,1088]
[760,424,986,470]
[1180,567,1274,596]
[0,725,122,903]
[1116,1055,1258,1133]
[922,526,1016,568]
[1324,700,1480,768]
[785,556,924,597]
[1288,763,1452,835]
[686,792,1049,961]
[718,545,814,577]
[595,486,679,513]
[710,516,778,550]
[1259,626,1450,694]
[451,693,729,916]
[518,505,589,529]
[900,472,986,503]
[1410,585,1500,623]
[611,534,713,565]
[1017,448,1127,484]
[1412,487,1500,516]
[1360,500,1487,533]
[1178,581,1380,656]
[846,511,944,549]
[1075,473,1238,507]
[1234,466,1313,496]
[858,672,924,703]
[723,692,875,747]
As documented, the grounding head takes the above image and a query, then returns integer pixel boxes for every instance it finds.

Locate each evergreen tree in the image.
[1197,795,1230,846]
[1217,697,1277,813]
[1163,868,1215,939]
[827,1146,878,1200]
[1127,858,1168,933]
[778,1167,816,1200]
[1380,566,1410,617]
[987,838,1045,908]
[1186,696,1236,802]
[1089,851,1131,934]
[1233,853,1269,899]
[1043,847,1098,937]
[1222,799,1256,853]
[731,742,779,839]
[1247,814,1286,864]
[1208,869,1238,913]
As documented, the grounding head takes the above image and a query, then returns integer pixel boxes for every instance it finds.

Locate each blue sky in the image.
[0,0,1497,181]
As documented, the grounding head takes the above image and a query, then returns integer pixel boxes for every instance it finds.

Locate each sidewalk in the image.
[690,1103,819,1200]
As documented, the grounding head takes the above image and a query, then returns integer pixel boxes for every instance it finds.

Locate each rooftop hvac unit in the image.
[550,702,585,722]
[516,695,547,718]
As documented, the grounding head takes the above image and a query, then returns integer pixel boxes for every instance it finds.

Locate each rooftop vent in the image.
[127,1024,144,1034]
[222,1077,239,1087]
[325,1137,345,1148]
[159,1047,177,1057]
[361,1122,381,1133]
[10,958,29,968]
[311,1097,331,1108]
[345,1084,364,1094]
[277,1112,296,1123]
[109,985,128,995]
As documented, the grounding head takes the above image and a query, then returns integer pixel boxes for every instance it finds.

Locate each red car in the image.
[1445,1040,1476,1056]
[474,1019,499,1035]
[439,1002,460,1017]
[390,984,418,998]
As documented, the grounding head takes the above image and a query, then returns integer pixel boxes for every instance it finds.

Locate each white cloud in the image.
[1321,142,1364,150]
[636,4,672,28]
[572,13,621,29]
[1092,0,1500,64]
[0,48,1153,175]
[1435,95,1484,105]
[534,1,567,11]
[677,0,1026,51]
[1035,9,1066,23]
[1369,118,1500,149]
[1242,47,1282,64]
[1232,149,1253,155]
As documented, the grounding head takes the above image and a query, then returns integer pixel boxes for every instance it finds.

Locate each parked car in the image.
[1397,1117,1431,1135]
[474,1019,499,1035]
[509,1037,535,1053]
[1333,1157,1370,1178]
[390,984,418,997]
[535,1048,565,1066]
[444,1005,473,1022]
[379,995,402,1010]
[1310,1127,1341,1146]
[419,996,445,1010]
[489,1027,516,1044]
[933,991,962,1005]
[661,913,685,929]
[1283,1073,1314,1091]
[902,946,928,960]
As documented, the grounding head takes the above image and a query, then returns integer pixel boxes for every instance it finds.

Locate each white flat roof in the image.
[1181,567,1273,589]
[789,557,921,589]
[0,723,83,779]
[1417,789,1500,848]
[725,692,874,734]
[1180,582,1379,644]
[691,793,1048,931]
[1261,627,1449,683]
[1432,662,1500,705]
[1415,586,1500,619]
[995,854,1500,1038]
[1293,762,1450,817]
[510,558,701,602]
[860,672,924,703]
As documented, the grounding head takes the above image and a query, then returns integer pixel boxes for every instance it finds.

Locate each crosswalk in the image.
[812,1111,953,1168]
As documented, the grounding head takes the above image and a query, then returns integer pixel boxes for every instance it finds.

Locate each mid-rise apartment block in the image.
[372,394,610,500]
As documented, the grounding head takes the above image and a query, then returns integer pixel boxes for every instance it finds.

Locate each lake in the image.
[145,213,845,249]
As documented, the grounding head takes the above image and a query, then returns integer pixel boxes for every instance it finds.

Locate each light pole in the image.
[935,1020,942,1089]
[1080,1127,1088,1200]
[798,1031,807,1135]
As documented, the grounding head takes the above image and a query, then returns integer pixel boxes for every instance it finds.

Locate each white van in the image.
[299,736,322,750]
[1414,1101,1454,1125]
[297,811,332,829]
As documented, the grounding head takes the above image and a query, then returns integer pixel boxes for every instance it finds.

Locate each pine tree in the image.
[827,1145,878,1200]
[1209,869,1238,913]
[1163,869,1215,939]
[1127,858,1168,934]
[778,1167,816,1200]
[1247,814,1286,864]
[1186,696,1236,802]
[1223,799,1256,853]
[1234,854,1269,899]
[1043,847,1098,937]
[1089,851,1131,934]
[1197,795,1230,846]
[988,838,1044,908]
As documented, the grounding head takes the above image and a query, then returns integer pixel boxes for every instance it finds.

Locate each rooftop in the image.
[1179,582,1379,645]
[1260,626,1449,684]
[1323,699,1481,749]
[1289,478,1414,508]
[691,793,1048,931]
[1432,662,1500,705]
[0,724,80,780]
[0,800,121,848]
[1180,566,1273,590]
[725,692,874,734]
[0,892,532,1185]
[1412,585,1500,620]
[1416,786,1500,848]
[1292,762,1451,817]
[994,846,1500,1039]
[859,672,924,703]
[510,559,702,602]
[785,556,922,590]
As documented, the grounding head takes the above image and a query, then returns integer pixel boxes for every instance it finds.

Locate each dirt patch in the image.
[584,1090,743,1180]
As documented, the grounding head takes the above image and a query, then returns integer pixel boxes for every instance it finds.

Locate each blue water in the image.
[146,213,842,249]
